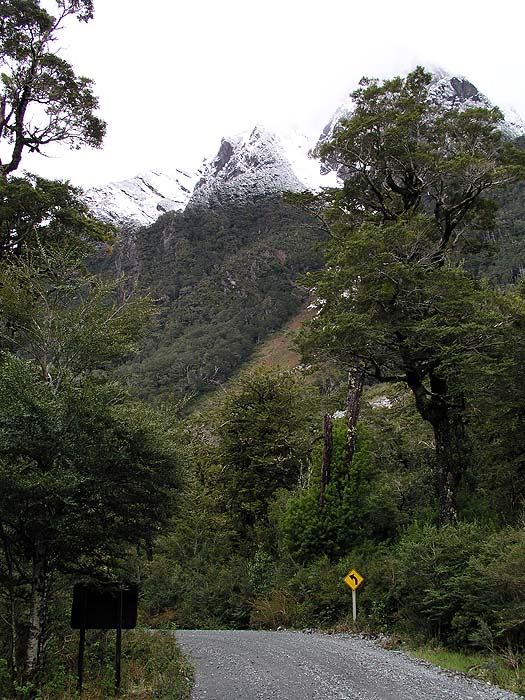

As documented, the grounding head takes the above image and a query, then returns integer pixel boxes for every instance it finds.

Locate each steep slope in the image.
[119,197,326,402]
[98,69,525,405]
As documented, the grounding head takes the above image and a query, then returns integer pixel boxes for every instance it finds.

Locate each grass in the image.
[190,304,314,414]
[246,306,314,370]
[27,630,193,700]
[409,644,525,697]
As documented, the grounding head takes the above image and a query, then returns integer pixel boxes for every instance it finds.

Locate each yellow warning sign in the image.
[343,569,364,591]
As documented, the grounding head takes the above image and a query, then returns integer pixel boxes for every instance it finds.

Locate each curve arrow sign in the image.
[343,569,364,591]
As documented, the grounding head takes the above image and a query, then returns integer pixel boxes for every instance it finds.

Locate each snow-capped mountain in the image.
[188,125,337,208]
[83,128,337,226]
[83,169,198,229]
[429,69,525,137]
[84,69,524,228]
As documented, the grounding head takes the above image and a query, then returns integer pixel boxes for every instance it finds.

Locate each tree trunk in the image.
[406,368,466,526]
[25,549,51,679]
[319,413,333,509]
[434,413,465,526]
[346,366,364,465]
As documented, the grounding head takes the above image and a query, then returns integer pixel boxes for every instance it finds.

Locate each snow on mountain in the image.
[83,169,198,229]
[84,69,524,227]
[278,127,339,191]
[188,125,336,208]
[428,69,525,137]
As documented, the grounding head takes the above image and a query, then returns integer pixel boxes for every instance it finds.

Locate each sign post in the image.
[71,583,138,696]
[115,588,123,695]
[343,569,364,622]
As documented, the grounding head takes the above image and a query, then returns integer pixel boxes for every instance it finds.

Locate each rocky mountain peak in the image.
[188,126,307,208]
[84,68,524,228]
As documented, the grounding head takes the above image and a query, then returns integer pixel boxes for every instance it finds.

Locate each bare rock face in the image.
[428,69,524,135]
[188,126,308,208]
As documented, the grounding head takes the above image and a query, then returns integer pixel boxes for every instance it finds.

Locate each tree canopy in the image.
[0,174,113,259]
[0,0,104,176]
[0,246,178,685]
[295,67,525,524]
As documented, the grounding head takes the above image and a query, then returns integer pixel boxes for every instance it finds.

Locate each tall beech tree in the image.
[0,0,104,176]
[214,368,315,550]
[295,67,525,525]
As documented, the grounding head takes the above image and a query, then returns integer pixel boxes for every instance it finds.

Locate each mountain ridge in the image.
[84,68,524,229]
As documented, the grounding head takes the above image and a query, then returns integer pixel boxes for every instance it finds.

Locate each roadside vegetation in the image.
[408,645,524,697]
[137,69,525,697]
[1,630,193,700]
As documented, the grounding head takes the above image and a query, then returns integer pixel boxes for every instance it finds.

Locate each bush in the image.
[33,630,193,700]
[280,424,400,564]
[385,524,525,649]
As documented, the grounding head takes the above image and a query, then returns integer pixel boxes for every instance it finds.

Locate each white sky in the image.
[22,0,525,188]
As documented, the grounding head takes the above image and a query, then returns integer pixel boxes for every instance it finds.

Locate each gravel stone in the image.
[176,630,524,700]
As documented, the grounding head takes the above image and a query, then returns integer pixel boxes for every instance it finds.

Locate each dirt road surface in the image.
[176,630,522,700]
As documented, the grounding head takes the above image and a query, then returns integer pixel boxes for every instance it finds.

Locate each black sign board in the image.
[72,583,139,695]
[71,583,138,630]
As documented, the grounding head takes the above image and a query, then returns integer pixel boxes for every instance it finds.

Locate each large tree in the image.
[0,1,112,261]
[0,0,105,176]
[214,367,315,549]
[0,247,178,692]
[295,68,525,525]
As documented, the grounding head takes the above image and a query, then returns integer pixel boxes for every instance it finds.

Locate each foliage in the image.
[384,524,525,649]
[0,175,114,259]
[0,248,179,691]
[295,67,525,524]
[213,367,317,548]
[0,245,152,383]
[19,630,192,700]
[139,368,318,629]
[0,0,105,175]
[280,421,399,563]
[313,67,524,232]
[113,196,325,403]
[0,355,179,572]
[410,645,525,697]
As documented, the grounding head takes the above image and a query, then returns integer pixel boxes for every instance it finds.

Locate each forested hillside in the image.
[99,133,525,406]
[105,197,325,401]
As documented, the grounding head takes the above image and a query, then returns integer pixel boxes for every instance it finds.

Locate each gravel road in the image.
[176,630,523,700]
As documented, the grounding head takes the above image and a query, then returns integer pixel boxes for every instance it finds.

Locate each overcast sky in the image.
[24,0,525,187]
